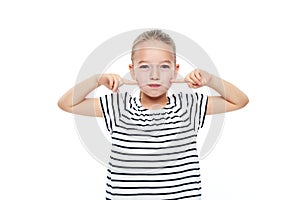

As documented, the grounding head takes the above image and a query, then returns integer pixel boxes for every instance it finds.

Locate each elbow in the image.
[239,94,249,109]
[231,94,249,111]
[245,95,249,106]
[57,98,72,113]
[57,99,64,110]
[57,99,66,111]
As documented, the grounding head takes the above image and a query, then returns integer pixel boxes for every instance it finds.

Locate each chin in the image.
[141,89,168,98]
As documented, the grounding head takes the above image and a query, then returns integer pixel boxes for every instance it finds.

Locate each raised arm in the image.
[57,74,136,117]
[176,69,249,115]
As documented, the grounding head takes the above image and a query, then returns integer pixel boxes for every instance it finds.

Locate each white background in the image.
[1,0,299,199]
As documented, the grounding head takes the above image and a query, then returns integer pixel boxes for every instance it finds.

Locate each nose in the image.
[150,65,160,80]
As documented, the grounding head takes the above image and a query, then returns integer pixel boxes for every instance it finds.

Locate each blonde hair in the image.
[131,29,176,63]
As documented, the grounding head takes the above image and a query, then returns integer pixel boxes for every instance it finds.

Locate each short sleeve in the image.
[99,93,119,134]
[193,92,208,131]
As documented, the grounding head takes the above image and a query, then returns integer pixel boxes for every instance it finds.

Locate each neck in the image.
[139,92,168,110]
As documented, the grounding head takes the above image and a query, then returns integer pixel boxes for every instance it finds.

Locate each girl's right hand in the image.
[97,74,137,92]
[97,74,122,92]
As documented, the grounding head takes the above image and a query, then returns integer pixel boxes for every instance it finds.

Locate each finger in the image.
[121,78,138,85]
[194,70,202,82]
[107,76,114,90]
[185,77,196,85]
[187,83,197,88]
[190,72,201,85]
[170,78,186,83]
[112,75,120,92]
[191,84,199,89]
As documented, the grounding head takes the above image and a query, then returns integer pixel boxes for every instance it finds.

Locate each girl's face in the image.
[129,40,179,98]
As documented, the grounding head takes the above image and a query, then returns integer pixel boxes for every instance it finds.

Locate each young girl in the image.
[58,29,248,200]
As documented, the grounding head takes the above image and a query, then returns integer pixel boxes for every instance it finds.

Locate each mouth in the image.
[148,84,161,88]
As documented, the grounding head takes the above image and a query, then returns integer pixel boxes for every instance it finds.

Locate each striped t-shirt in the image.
[99,91,208,200]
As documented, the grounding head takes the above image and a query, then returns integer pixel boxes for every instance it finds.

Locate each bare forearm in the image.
[58,75,99,109]
[207,74,249,107]
[72,75,99,106]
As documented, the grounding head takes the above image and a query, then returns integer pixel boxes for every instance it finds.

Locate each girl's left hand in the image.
[184,69,212,89]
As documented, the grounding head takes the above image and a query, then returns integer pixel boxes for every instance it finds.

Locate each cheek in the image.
[160,72,173,88]
[135,73,148,87]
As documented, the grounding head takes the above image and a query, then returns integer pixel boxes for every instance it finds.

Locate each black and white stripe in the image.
[100,91,208,200]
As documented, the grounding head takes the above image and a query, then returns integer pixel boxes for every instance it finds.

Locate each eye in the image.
[160,64,170,69]
[139,65,150,69]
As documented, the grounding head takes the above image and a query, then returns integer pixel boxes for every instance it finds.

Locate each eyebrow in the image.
[137,60,172,65]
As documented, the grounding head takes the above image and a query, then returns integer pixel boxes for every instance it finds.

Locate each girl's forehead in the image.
[134,40,174,52]
[132,41,175,63]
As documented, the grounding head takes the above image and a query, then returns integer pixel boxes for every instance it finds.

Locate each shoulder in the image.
[172,91,207,101]
[99,91,134,107]
[99,91,131,99]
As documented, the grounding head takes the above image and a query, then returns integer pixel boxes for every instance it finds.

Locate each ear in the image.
[129,64,136,80]
[173,64,180,79]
